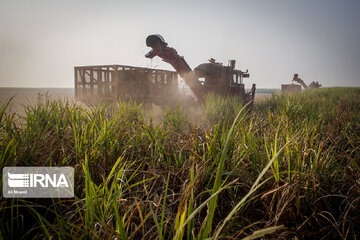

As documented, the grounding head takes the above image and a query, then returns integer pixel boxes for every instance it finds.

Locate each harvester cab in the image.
[145,34,256,105]
[194,59,252,98]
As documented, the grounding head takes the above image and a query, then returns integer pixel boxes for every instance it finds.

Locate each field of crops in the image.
[1,87,359,239]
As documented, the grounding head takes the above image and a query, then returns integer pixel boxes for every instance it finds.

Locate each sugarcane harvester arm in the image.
[292,74,308,89]
[145,35,206,102]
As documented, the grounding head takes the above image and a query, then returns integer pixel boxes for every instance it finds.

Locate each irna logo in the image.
[7,172,69,188]
[3,167,74,198]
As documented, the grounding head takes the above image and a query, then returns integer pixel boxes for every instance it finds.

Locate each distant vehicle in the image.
[292,74,321,89]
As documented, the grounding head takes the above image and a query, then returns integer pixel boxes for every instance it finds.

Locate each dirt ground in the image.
[0,88,74,115]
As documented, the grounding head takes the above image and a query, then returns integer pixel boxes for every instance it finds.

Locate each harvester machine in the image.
[292,74,321,89]
[145,34,256,105]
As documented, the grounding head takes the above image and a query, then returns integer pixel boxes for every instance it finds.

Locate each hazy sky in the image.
[1,0,359,88]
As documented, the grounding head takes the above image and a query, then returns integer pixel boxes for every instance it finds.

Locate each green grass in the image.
[0,87,359,239]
